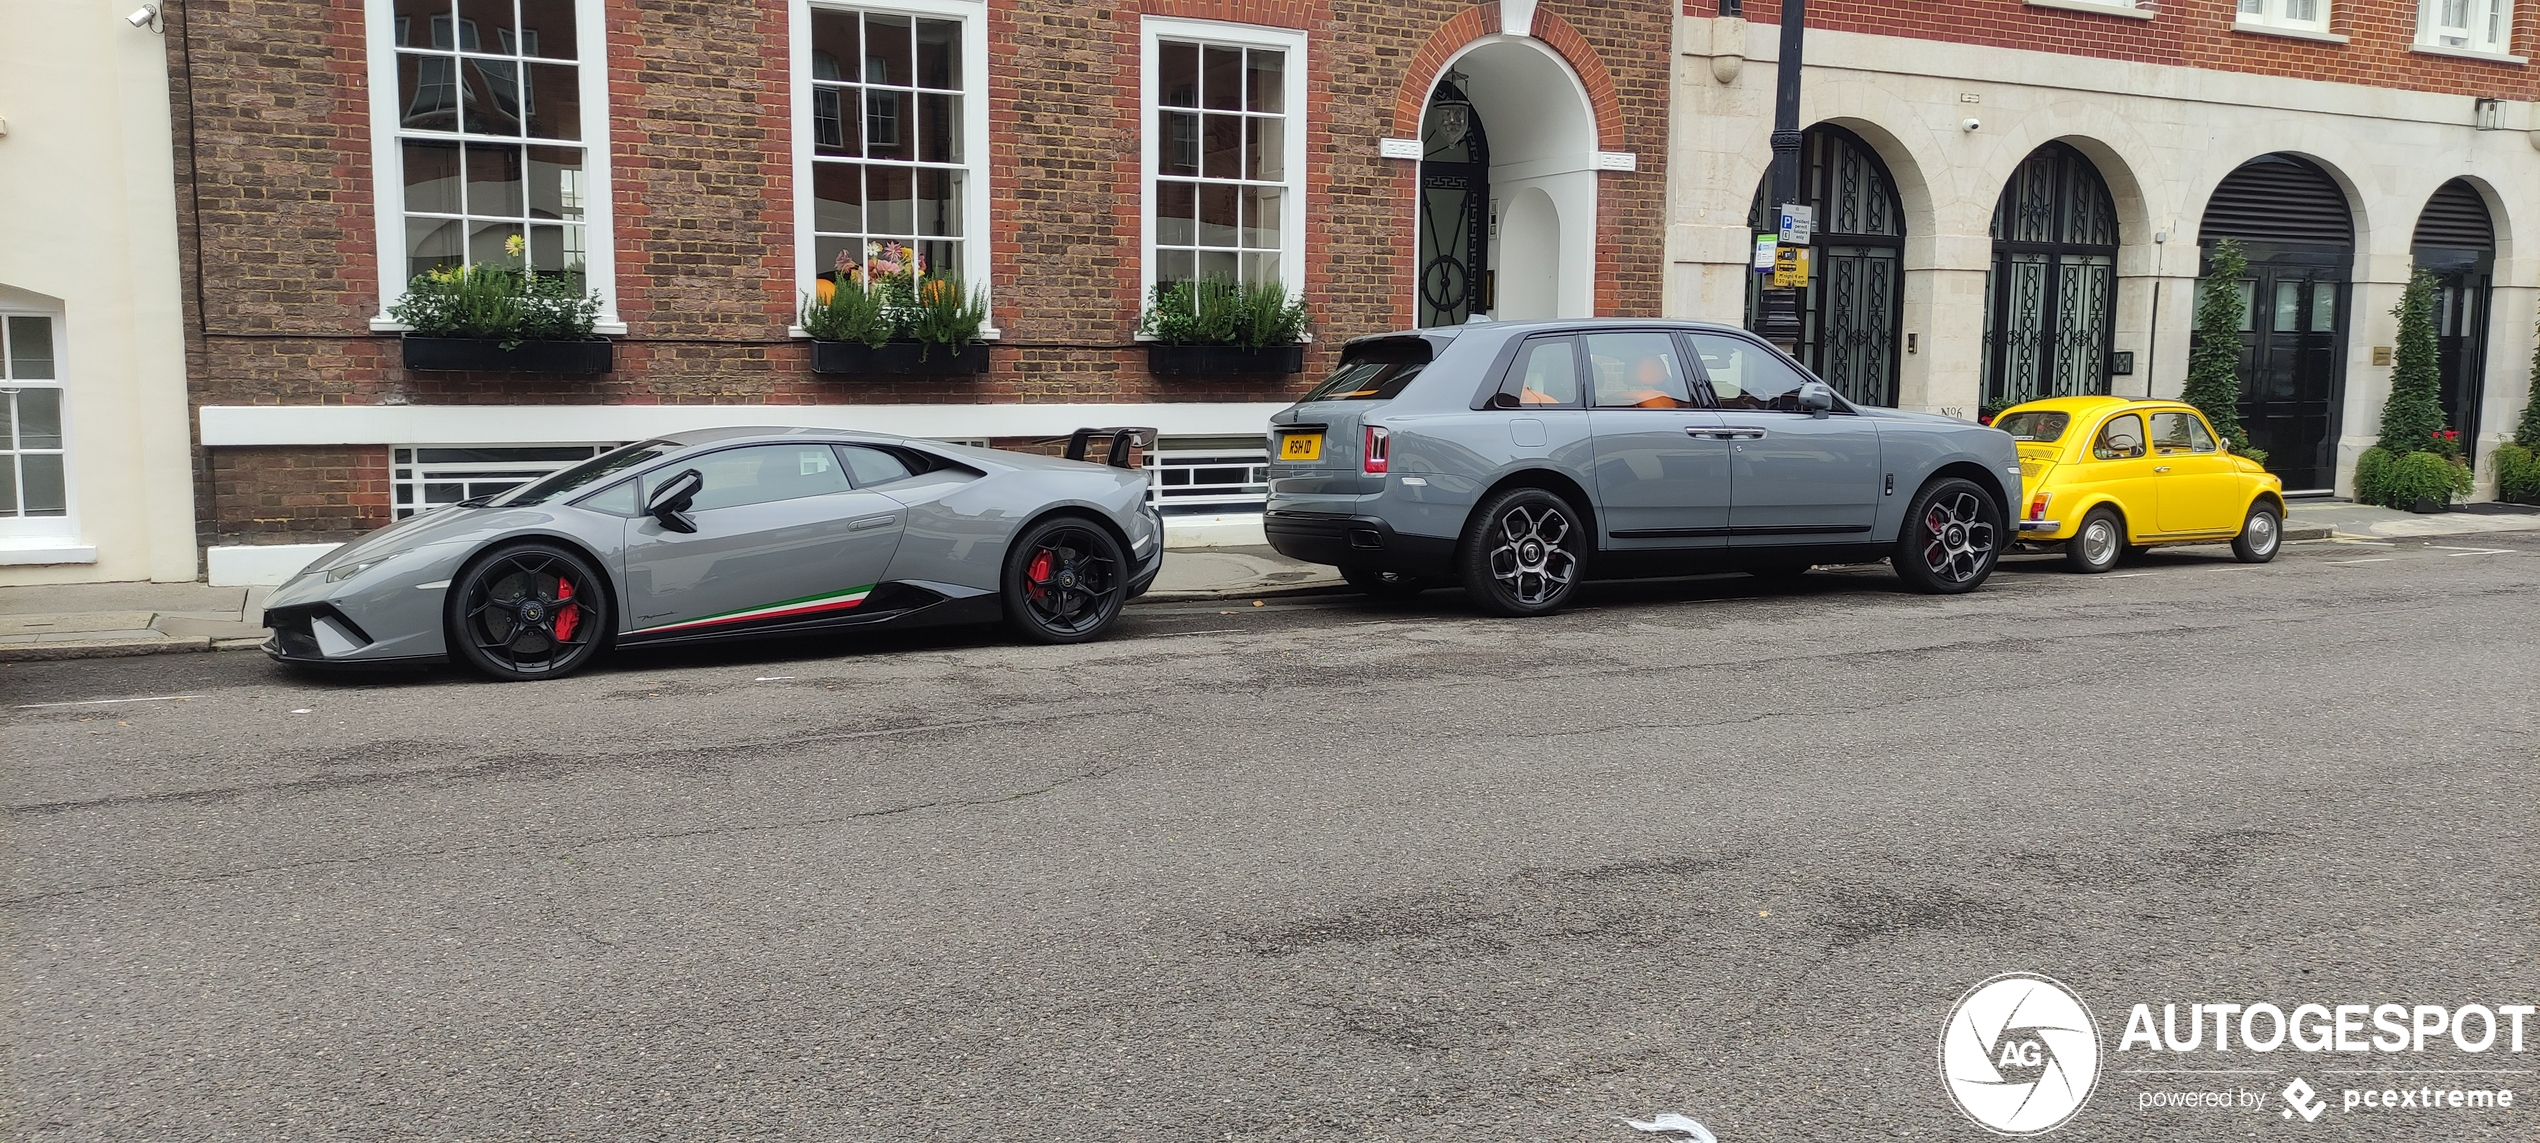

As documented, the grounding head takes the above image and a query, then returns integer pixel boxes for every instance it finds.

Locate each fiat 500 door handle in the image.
[850,514,900,531]
[2153,465,2172,473]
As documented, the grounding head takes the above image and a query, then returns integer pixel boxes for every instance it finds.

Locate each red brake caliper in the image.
[1026,550,1053,602]
[552,576,579,641]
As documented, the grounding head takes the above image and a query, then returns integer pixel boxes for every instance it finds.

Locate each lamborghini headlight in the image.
[323,556,394,583]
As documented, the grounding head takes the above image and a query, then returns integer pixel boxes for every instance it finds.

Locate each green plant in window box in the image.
[388,234,602,351]
[802,242,988,374]
[1139,277,1309,349]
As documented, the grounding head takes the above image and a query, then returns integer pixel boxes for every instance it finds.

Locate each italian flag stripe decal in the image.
[629,584,877,636]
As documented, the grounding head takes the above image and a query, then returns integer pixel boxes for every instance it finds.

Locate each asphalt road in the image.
[6,534,2536,1142]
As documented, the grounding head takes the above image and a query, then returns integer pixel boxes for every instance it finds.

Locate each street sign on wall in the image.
[1778,203,1814,246]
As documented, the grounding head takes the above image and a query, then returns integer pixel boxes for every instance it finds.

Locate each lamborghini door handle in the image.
[850,514,899,531]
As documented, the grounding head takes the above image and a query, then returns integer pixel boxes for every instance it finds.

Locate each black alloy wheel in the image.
[2233,500,2283,564]
[1457,486,1585,617]
[446,542,609,681]
[1341,566,1431,599]
[1890,477,2003,594]
[1004,516,1128,644]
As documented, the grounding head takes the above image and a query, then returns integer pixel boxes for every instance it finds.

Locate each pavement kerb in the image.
[0,635,219,663]
[1134,582,1356,605]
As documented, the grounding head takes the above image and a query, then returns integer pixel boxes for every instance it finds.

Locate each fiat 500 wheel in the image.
[1004,516,1128,644]
[1458,486,1585,617]
[1890,477,2003,594]
[446,542,609,681]
[2233,500,2282,564]
[1341,566,1430,599]
[2064,507,2124,574]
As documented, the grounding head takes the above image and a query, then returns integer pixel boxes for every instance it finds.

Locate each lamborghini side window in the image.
[574,479,641,517]
[837,445,919,487]
[649,444,857,513]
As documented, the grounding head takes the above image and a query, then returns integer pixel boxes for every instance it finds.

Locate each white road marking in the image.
[2325,558,2393,565]
[2426,545,2514,556]
[14,694,202,710]
[754,676,796,682]
[289,708,313,714]
[2107,572,2158,578]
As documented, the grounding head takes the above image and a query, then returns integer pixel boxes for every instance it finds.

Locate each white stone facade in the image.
[1665,16,2536,499]
[0,1,196,583]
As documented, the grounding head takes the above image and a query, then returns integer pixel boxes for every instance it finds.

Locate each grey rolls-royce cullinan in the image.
[1263,320,2023,615]
[261,427,1162,680]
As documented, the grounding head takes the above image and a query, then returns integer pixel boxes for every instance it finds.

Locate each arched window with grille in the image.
[1981,143,2119,410]
[1745,125,1904,407]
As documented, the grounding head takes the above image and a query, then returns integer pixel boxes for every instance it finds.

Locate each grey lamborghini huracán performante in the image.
[262,428,1162,680]
[1264,319,2023,613]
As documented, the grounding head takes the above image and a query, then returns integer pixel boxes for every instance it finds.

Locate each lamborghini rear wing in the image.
[1064,426,1154,469]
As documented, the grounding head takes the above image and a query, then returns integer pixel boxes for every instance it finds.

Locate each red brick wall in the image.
[208,447,393,544]
[1708,0,2539,101]
[168,0,1674,543]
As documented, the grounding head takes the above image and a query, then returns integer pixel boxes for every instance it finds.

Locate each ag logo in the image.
[1939,972,2103,1135]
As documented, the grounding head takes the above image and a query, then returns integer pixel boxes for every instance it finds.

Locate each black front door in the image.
[2227,246,2347,493]
[2418,249,2493,454]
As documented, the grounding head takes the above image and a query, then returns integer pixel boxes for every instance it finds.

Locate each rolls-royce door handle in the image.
[1685,427,1769,440]
[850,514,900,531]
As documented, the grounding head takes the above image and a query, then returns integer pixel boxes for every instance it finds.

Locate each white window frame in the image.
[2236,0,2333,34]
[363,0,623,333]
[0,308,74,541]
[790,0,993,336]
[2417,0,2515,53]
[1139,17,1309,307]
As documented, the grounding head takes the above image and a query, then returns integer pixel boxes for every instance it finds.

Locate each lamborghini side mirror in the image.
[646,469,703,533]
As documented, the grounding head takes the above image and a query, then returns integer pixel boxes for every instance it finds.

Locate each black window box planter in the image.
[1145,343,1306,376]
[401,336,614,375]
[810,339,990,376]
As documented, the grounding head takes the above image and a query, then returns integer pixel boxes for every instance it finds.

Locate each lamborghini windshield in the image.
[491,440,675,506]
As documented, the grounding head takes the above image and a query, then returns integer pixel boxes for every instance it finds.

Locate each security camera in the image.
[1961,117,1981,132]
[126,5,158,28]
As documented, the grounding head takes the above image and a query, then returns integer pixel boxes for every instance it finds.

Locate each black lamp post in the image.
[1756,0,1807,350]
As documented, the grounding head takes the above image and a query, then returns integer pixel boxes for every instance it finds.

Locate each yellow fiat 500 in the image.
[1994,396,2286,573]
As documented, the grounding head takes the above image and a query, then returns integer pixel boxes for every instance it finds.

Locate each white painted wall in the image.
[1498,188,1562,319]
[1667,15,2539,498]
[1445,37,1600,322]
[0,2,196,583]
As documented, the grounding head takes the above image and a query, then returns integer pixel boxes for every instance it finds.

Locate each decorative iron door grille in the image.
[1981,143,2119,409]
[1417,79,1489,328]
[1746,125,1903,406]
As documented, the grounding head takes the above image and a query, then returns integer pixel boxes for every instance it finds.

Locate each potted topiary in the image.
[2356,269,2471,509]
[1139,278,1309,376]
[802,243,990,376]
[390,235,609,373]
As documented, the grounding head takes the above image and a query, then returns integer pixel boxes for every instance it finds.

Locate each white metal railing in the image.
[1145,448,1268,513]
[391,444,612,519]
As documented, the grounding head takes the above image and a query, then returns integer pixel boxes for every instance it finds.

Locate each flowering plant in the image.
[801,240,985,355]
[387,234,601,348]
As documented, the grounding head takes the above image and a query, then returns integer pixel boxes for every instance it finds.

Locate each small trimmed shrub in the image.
[2495,441,2540,505]
[1139,278,1309,349]
[2378,269,2450,457]
[2373,450,2474,509]
[2182,239,2252,451]
[2353,446,2396,505]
